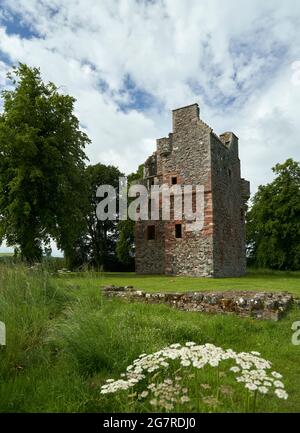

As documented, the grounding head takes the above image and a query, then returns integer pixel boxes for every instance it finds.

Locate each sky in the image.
[0,0,300,255]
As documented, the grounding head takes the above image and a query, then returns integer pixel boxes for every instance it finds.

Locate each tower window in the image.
[228,169,232,178]
[175,223,182,239]
[171,176,177,185]
[147,225,155,240]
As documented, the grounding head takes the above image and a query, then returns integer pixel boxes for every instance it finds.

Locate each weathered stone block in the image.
[102,286,294,321]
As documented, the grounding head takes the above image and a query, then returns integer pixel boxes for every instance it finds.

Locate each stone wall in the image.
[210,133,248,277]
[135,103,250,277]
[103,286,294,321]
[135,221,166,274]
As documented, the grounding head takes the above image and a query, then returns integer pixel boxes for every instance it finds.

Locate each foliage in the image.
[116,164,144,269]
[70,163,123,269]
[116,219,135,269]
[246,159,300,270]
[0,64,90,262]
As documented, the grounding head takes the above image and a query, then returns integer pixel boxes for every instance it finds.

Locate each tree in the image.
[246,158,300,270]
[116,164,144,269]
[71,163,143,271]
[0,64,90,262]
[70,163,123,269]
[116,219,135,269]
[86,163,123,269]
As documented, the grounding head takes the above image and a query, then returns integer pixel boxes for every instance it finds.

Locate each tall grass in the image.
[0,265,299,412]
[0,266,62,370]
[0,264,87,412]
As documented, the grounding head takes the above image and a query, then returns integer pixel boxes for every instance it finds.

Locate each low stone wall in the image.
[102,285,294,321]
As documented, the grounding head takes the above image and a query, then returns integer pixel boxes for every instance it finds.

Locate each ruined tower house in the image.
[135,103,250,277]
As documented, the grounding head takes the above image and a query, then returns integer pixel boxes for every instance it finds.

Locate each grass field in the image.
[0,265,299,413]
[59,269,300,295]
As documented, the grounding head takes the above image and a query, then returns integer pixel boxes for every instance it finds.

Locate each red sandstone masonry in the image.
[136,103,250,277]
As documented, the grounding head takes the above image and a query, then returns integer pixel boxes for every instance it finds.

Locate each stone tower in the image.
[135,103,250,277]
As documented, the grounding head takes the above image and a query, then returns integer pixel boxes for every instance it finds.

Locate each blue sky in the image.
[1,12,37,39]
[0,0,300,255]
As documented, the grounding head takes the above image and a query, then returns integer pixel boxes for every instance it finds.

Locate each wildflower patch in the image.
[100,342,288,413]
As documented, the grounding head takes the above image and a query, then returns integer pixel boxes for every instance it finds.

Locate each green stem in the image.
[196,369,200,412]
[216,366,220,401]
[253,390,258,413]
[245,389,249,413]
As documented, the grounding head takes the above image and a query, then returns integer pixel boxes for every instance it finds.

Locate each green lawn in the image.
[57,268,300,296]
[0,265,300,413]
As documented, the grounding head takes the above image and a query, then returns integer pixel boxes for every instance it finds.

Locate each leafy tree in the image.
[246,158,300,270]
[116,219,135,269]
[86,163,123,268]
[72,163,144,270]
[70,163,123,269]
[0,64,89,262]
[116,164,144,269]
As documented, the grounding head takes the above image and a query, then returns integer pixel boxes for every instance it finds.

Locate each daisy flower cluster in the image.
[100,342,288,405]
[139,377,189,411]
[231,364,288,399]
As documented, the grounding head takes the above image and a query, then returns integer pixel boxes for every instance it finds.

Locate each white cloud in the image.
[0,0,299,191]
[0,59,9,85]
